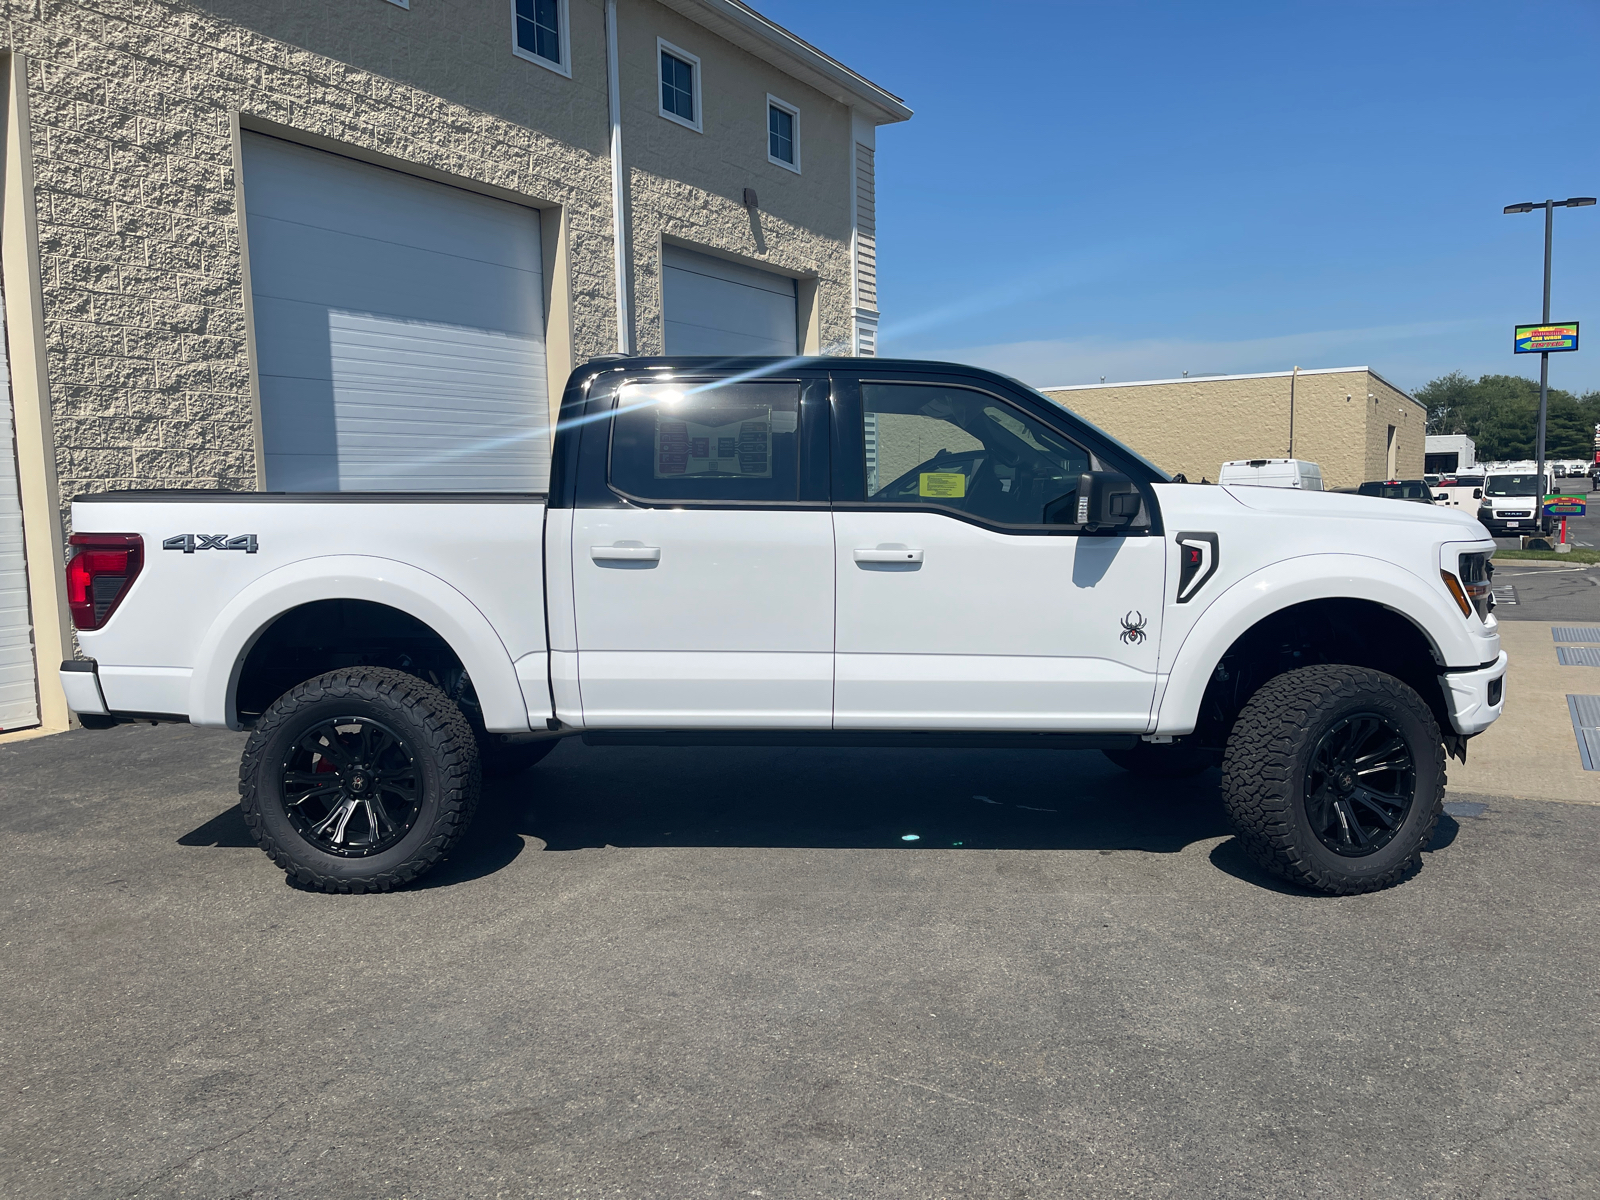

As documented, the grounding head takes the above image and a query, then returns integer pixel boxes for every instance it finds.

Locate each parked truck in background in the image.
[58,357,1505,897]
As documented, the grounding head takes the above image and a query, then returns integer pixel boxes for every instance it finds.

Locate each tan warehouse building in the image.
[0,0,909,734]
[1041,367,1425,490]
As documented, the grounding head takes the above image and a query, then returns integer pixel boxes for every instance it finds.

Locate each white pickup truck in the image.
[58,357,1505,896]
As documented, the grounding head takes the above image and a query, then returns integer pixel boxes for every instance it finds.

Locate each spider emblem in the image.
[1119,611,1148,645]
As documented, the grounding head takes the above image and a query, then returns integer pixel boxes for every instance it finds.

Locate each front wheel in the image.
[239,668,481,892]
[1220,664,1444,894]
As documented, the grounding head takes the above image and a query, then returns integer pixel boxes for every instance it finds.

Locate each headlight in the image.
[1444,551,1493,621]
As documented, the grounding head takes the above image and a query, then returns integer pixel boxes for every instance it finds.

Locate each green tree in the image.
[1419,372,1600,460]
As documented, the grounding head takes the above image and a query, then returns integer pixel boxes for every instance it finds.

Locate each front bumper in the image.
[1442,651,1508,736]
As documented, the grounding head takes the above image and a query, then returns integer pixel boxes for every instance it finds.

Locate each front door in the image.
[572,372,833,727]
[832,375,1166,730]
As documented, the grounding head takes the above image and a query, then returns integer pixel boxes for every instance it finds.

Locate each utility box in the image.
[1425,434,1476,476]
[1218,458,1324,490]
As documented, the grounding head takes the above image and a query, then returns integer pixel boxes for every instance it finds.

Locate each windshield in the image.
[1441,476,1483,487]
[1485,474,1543,497]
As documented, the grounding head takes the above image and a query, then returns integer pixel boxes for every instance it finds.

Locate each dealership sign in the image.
[1515,322,1579,353]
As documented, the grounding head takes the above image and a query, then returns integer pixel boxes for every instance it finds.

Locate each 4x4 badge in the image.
[162,534,258,554]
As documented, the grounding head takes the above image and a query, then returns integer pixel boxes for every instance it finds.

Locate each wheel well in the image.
[1194,598,1450,746]
[234,600,475,723]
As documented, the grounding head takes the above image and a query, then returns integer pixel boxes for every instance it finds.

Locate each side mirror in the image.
[1074,471,1141,532]
[1473,488,1483,499]
[1434,492,1448,501]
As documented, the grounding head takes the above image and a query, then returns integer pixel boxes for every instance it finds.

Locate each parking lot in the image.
[4,643,1600,1198]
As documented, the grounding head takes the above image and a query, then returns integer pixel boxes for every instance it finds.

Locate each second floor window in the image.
[514,0,563,70]
[767,96,799,172]
[659,43,699,129]
[769,105,793,163]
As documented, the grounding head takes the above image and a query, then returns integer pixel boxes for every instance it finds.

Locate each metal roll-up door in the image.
[662,246,798,357]
[241,133,550,492]
[0,280,39,732]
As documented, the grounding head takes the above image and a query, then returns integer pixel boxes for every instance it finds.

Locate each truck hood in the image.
[1219,484,1487,533]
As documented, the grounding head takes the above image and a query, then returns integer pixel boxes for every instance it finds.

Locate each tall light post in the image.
[1503,197,1595,490]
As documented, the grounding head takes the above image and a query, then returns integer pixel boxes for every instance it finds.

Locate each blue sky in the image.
[758,0,1600,394]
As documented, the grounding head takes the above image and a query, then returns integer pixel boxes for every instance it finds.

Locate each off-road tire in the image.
[1221,664,1445,894]
[239,668,481,892]
[1102,742,1218,778]
[478,736,559,780]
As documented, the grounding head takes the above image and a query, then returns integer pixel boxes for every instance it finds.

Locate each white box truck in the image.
[1218,459,1324,490]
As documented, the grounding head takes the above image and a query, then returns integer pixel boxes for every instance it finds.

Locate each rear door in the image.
[830,370,1167,730]
[570,368,833,726]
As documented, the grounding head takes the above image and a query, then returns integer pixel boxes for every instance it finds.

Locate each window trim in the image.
[766,93,801,174]
[657,38,703,133]
[511,0,572,78]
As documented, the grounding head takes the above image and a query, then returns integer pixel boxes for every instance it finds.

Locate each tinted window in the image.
[609,380,800,502]
[1358,480,1429,499]
[861,383,1095,525]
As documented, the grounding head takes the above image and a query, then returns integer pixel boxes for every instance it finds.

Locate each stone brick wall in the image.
[2,0,858,521]
[1042,369,1425,490]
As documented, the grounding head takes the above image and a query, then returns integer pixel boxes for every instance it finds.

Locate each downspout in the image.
[604,0,632,354]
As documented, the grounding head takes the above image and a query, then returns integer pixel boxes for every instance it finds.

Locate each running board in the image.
[579,730,1141,750]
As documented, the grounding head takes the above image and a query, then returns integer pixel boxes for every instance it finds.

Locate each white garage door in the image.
[0,283,39,732]
[662,246,798,357]
[241,134,550,492]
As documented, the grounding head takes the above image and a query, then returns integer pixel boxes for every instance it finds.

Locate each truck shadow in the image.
[170,740,1464,895]
[423,741,1256,889]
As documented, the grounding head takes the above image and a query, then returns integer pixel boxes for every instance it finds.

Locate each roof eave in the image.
[660,0,912,124]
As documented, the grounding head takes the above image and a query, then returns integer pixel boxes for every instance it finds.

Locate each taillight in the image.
[66,533,143,630]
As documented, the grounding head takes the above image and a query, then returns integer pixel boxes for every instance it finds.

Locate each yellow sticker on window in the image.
[919,471,966,498]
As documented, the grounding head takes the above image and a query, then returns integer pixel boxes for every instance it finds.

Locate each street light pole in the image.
[1538,200,1552,492]
[1505,196,1595,496]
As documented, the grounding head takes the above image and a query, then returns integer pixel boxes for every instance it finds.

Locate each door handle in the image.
[853,548,923,563]
[591,545,661,562]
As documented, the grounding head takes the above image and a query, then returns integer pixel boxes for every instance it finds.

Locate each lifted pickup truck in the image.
[59,357,1505,895]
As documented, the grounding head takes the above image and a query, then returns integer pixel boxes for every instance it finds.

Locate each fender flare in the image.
[188,555,530,732]
[1152,552,1474,735]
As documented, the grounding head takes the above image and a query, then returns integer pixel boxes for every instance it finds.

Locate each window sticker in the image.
[655,409,773,479]
[919,471,966,498]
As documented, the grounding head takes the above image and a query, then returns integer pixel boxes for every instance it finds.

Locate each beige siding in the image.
[1041,369,1423,490]
[854,141,875,310]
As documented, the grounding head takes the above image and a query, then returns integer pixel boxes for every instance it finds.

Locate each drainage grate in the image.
[1552,626,1600,643]
[1566,695,1600,770]
[1557,647,1600,666]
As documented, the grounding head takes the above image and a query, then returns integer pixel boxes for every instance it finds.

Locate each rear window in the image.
[608,379,802,502]
[1358,480,1429,500]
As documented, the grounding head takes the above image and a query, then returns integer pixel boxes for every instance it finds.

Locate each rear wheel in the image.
[1220,664,1444,894]
[239,667,480,892]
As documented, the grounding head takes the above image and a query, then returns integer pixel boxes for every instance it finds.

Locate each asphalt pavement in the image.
[3,723,1598,1199]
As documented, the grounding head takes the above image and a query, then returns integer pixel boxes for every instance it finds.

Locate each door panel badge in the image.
[163,534,258,553]
[1175,532,1218,603]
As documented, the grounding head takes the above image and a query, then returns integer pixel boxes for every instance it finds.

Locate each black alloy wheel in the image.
[240,668,480,892]
[282,716,421,857]
[1303,713,1415,856]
